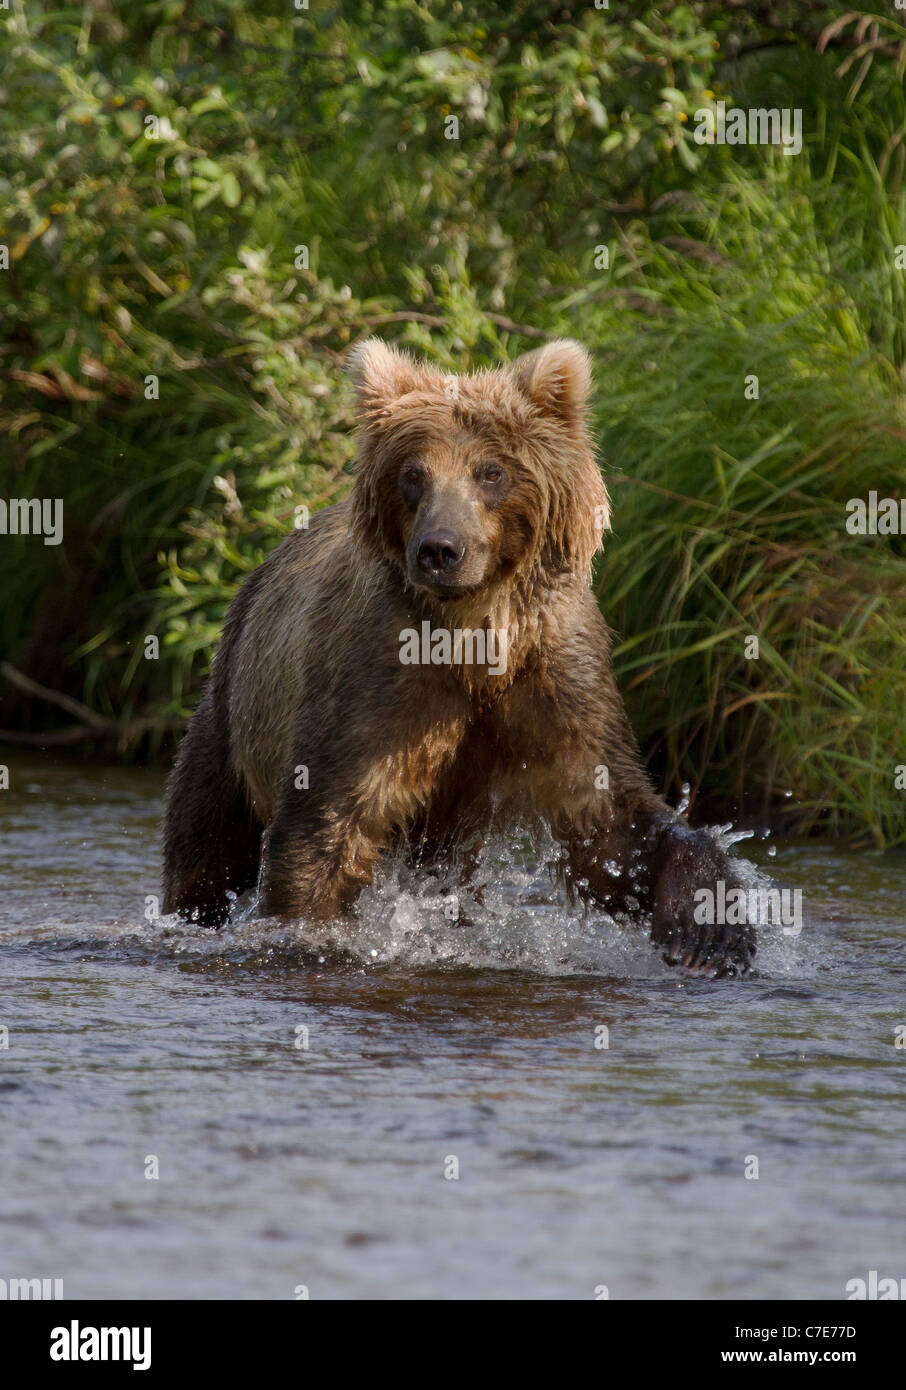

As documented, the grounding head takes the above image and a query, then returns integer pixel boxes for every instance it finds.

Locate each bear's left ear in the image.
[511,340,591,428]
[347,337,427,412]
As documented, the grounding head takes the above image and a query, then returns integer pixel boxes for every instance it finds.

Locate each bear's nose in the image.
[416,532,465,575]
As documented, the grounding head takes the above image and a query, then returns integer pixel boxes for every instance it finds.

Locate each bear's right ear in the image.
[347,338,425,412]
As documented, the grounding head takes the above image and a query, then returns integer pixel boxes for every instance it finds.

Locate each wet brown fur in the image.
[162,339,755,975]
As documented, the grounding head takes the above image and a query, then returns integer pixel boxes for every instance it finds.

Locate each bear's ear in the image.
[511,340,591,428]
[347,337,425,411]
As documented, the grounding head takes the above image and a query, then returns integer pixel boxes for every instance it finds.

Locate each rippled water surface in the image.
[1,757,903,1299]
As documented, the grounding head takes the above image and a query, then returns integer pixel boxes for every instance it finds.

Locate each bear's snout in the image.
[405,479,490,594]
[416,531,466,577]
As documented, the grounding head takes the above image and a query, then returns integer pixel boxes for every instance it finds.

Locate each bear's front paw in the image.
[650,911,755,979]
[649,824,756,978]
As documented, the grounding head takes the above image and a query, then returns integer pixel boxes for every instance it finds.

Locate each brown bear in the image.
[162,338,755,976]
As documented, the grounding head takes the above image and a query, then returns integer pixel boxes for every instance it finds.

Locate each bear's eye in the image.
[479,464,504,485]
[400,463,424,490]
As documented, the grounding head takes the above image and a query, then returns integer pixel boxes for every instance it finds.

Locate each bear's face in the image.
[348,339,610,603]
[376,421,543,599]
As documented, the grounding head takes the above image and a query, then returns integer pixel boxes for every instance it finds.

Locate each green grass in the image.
[587,159,906,842]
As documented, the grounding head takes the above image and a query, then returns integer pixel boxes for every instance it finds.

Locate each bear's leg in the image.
[258,807,386,921]
[491,620,756,974]
[484,599,757,974]
[162,692,262,926]
[256,693,471,921]
[646,813,756,975]
[563,809,756,977]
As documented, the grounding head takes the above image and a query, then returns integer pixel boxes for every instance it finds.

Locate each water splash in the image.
[140,823,805,979]
[1,807,808,979]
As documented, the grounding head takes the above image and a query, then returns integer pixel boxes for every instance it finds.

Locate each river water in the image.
[0,756,903,1299]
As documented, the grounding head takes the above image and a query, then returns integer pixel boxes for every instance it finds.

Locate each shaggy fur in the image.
[162,339,755,976]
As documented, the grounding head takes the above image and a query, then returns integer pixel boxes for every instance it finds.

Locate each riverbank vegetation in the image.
[2,1,905,843]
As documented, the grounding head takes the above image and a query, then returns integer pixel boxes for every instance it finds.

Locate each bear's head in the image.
[347,338,610,606]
